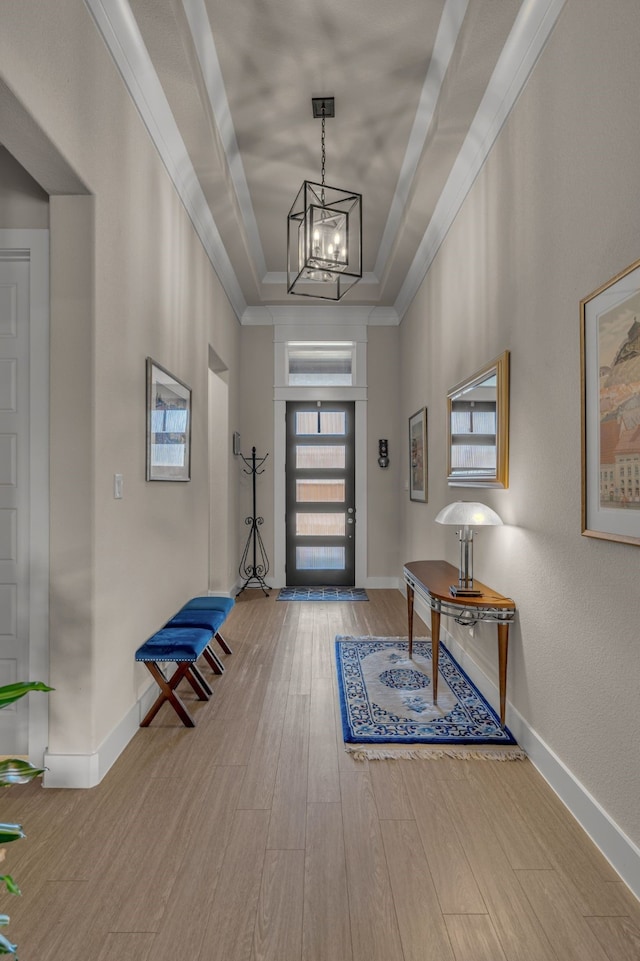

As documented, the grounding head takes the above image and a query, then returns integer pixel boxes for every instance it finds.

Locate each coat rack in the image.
[237,447,271,595]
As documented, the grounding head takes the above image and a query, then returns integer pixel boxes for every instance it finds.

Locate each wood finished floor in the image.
[5,590,640,961]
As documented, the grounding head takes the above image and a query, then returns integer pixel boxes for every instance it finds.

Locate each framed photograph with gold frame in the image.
[409,407,427,502]
[146,358,192,481]
[581,258,640,545]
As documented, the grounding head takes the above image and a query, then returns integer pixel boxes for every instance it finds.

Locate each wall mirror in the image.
[447,350,510,488]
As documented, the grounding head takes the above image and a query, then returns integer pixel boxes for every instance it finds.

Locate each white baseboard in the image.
[42,751,101,789]
[408,588,640,901]
[43,682,158,789]
[365,577,402,589]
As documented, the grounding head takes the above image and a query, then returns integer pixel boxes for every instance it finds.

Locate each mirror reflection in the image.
[447,351,509,488]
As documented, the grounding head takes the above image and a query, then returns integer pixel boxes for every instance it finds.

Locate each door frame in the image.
[0,230,50,765]
[274,392,367,587]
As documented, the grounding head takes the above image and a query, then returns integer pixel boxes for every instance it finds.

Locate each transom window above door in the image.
[286,342,355,386]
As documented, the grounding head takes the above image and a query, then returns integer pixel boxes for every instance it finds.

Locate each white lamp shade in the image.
[434,501,503,526]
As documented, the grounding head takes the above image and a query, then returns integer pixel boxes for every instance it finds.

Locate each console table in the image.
[403,560,516,725]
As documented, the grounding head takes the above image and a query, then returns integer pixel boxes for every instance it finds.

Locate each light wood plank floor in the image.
[6,590,640,960]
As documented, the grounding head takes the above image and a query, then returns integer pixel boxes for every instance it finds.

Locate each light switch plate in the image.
[114,473,123,499]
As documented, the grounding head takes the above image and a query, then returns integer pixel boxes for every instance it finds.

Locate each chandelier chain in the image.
[321,111,326,187]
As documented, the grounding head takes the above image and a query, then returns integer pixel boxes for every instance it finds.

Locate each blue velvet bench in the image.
[135,596,234,727]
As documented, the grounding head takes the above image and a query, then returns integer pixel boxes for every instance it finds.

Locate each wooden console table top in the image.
[403,560,515,612]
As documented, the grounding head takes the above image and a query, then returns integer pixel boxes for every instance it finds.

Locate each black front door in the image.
[285,401,356,586]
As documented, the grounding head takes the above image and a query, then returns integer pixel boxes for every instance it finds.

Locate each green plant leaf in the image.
[0,877,21,897]
[0,760,45,787]
[0,930,17,954]
[0,682,53,710]
[0,826,24,845]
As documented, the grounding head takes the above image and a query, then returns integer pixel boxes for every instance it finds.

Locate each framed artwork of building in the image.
[581,258,640,545]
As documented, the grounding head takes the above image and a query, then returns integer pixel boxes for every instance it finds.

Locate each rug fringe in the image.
[344,745,527,761]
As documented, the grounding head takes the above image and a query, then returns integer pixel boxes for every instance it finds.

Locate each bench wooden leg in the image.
[140,661,196,728]
[203,644,225,675]
[214,631,233,655]
[186,663,213,699]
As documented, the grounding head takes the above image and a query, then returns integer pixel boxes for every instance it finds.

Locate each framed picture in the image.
[409,407,428,502]
[146,358,192,481]
[581,258,640,545]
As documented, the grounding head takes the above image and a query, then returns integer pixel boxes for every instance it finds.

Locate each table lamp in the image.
[434,501,503,596]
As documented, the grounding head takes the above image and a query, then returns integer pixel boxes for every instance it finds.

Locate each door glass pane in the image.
[296,513,345,536]
[451,444,497,470]
[296,411,318,435]
[296,445,345,469]
[319,411,345,435]
[296,479,345,502]
[296,546,346,570]
[451,409,496,434]
[295,411,347,435]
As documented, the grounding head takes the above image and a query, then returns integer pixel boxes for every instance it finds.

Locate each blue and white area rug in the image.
[335,636,525,760]
[278,587,368,601]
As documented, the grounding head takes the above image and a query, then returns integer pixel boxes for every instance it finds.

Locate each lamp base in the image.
[449,585,483,597]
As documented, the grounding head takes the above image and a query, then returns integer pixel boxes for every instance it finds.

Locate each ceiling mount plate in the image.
[312,97,335,119]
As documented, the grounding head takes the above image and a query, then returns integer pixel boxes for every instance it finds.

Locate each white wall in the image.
[399,0,640,856]
[367,327,402,578]
[238,325,275,586]
[0,1,241,781]
[0,147,48,227]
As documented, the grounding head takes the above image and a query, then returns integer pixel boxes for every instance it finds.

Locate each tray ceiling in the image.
[87,0,565,323]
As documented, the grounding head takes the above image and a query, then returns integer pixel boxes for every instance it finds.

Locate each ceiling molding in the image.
[181,0,267,279]
[394,0,567,320]
[84,0,247,321]
[367,307,401,326]
[240,307,275,326]
[241,305,399,327]
[373,0,468,280]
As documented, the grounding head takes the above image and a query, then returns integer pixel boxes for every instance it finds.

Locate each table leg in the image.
[431,608,441,705]
[497,622,509,726]
[407,583,415,658]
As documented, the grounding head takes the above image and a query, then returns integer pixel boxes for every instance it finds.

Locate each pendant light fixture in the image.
[287,97,362,301]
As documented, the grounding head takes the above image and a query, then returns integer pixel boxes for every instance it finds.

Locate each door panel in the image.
[0,258,30,753]
[286,401,355,586]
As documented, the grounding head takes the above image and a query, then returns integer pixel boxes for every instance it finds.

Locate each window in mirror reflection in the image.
[447,352,509,488]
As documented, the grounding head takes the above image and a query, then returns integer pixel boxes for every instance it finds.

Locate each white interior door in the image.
[0,256,31,753]
[0,234,49,761]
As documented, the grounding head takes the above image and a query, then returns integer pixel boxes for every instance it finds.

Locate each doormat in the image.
[277,587,369,601]
[335,636,524,760]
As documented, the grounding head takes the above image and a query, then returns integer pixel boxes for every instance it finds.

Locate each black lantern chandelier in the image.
[287,97,362,301]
